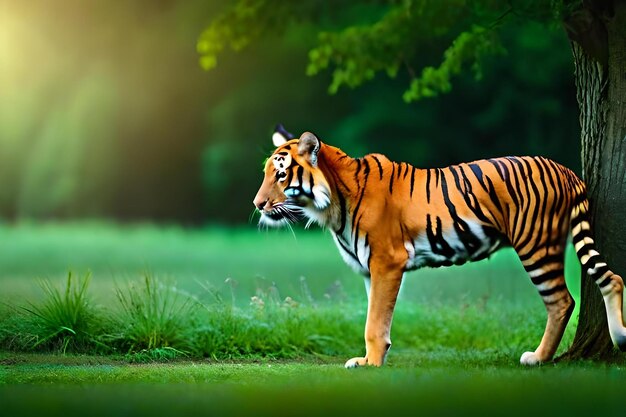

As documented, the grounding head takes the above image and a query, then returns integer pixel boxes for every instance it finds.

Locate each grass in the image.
[17,272,101,353]
[2,354,626,417]
[0,222,623,416]
[113,275,194,353]
[0,221,582,304]
[0,222,586,361]
[1,280,353,360]
[2,276,551,361]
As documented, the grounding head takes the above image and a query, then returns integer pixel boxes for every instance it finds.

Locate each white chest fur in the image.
[331,231,370,275]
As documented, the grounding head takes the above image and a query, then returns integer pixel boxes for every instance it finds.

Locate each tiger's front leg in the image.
[345,265,403,368]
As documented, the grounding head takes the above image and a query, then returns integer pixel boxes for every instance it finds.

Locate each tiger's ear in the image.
[272,124,294,147]
[298,132,320,166]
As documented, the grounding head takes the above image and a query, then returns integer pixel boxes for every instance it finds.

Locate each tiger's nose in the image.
[253,197,268,211]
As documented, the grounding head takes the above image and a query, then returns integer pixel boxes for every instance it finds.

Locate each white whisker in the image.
[286,221,297,241]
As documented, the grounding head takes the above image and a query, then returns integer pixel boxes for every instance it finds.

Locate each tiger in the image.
[253,125,626,368]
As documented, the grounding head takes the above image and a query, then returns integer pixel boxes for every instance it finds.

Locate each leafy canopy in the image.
[198,0,569,102]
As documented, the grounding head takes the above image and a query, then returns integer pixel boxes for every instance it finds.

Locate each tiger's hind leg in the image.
[519,249,575,365]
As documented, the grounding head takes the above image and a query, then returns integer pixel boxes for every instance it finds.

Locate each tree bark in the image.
[564,0,626,361]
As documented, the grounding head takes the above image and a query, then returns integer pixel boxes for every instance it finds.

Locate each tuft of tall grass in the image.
[186,282,359,360]
[112,275,193,356]
[19,272,102,353]
[0,268,562,363]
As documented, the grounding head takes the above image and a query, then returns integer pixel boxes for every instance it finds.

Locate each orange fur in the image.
[254,131,626,367]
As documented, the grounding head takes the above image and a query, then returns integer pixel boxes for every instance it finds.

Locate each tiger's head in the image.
[253,126,332,227]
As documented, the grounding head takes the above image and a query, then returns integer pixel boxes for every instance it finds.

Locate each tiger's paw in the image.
[520,351,543,366]
[344,357,368,369]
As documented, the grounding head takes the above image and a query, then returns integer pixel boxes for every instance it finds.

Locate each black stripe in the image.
[354,158,362,190]
[484,176,504,218]
[469,164,507,235]
[488,159,506,181]
[296,165,304,188]
[352,160,371,233]
[539,283,567,297]
[351,193,365,234]
[582,254,601,268]
[498,159,522,243]
[575,243,594,256]
[460,164,502,228]
[410,167,417,198]
[455,165,490,223]
[523,253,564,273]
[531,268,563,285]
[515,158,542,251]
[572,229,591,246]
[531,158,550,251]
[440,168,482,255]
[573,189,587,205]
[570,212,587,227]
[518,251,534,263]
[506,158,529,245]
[403,163,410,179]
[335,234,360,265]
[486,159,510,234]
[365,234,372,272]
[353,222,360,261]
[425,169,431,203]
[371,155,383,180]
[333,167,354,194]
[538,158,559,246]
[468,163,488,192]
[389,163,396,193]
[591,264,610,278]
[548,160,566,223]
[598,276,612,287]
[284,161,298,184]
[336,189,347,236]
[363,158,371,180]
[425,214,455,258]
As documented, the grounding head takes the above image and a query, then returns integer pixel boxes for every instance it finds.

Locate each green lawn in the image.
[0,222,582,304]
[2,353,626,417]
[0,222,583,358]
[1,223,623,417]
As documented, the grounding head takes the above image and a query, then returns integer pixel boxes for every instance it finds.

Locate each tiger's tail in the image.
[570,188,626,350]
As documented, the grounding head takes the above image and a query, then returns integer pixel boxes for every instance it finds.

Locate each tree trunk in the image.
[564,0,626,360]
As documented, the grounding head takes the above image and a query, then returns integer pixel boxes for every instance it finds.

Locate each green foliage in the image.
[305,3,455,94]
[305,0,475,99]
[18,272,101,353]
[402,25,505,102]
[199,0,571,102]
[0,1,582,223]
[193,1,580,223]
[0,289,564,361]
[188,282,358,359]
[0,223,584,361]
[197,0,289,70]
[113,276,194,353]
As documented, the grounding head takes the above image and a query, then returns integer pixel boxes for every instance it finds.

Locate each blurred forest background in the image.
[0,0,580,224]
